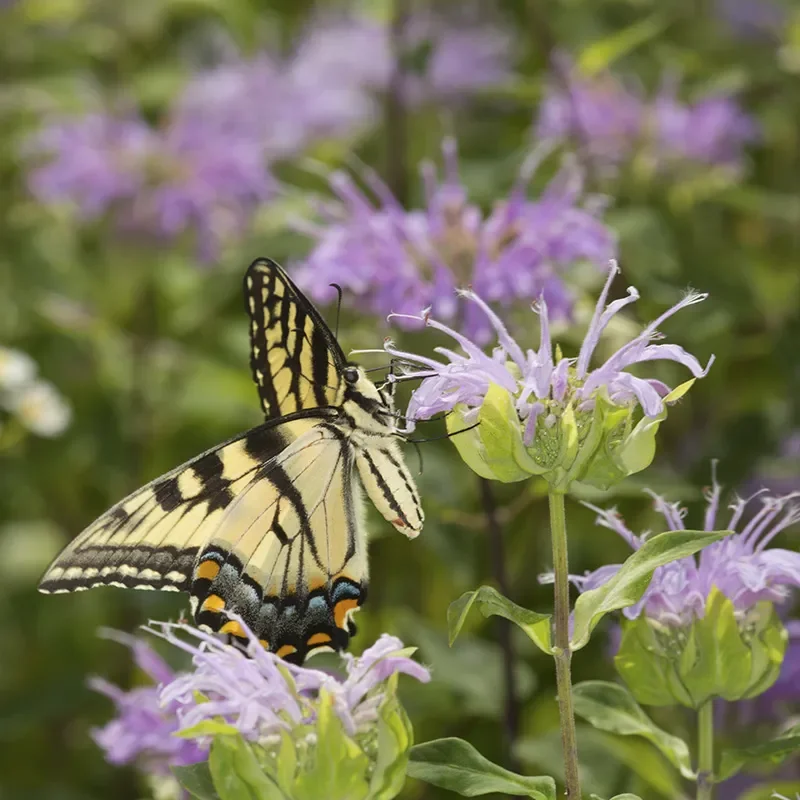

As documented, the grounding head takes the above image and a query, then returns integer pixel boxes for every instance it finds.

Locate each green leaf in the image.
[589,795,644,800]
[293,689,370,800]
[570,529,731,650]
[572,681,694,779]
[208,735,286,800]
[368,674,413,800]
[616,591,788,709]
[446,404,496,481]
[615,614,693,707]
[577,13,668,74]
[447,585,552,654]
[738,782,800,800]
[176,719,240,739]
[172,761,219,800]
[683,587,753,703]
[590,795,644,800]
[477,383,539,482]
[718,723,800,780]
[408,738,556,799]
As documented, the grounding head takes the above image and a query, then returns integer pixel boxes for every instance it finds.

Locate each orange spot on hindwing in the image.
[201,594,225,613]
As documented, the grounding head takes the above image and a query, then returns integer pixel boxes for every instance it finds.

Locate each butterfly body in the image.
[39,258,423,663]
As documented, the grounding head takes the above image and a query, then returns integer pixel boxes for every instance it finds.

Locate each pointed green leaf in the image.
[577,13,668,74]
[738,782,800,800]
[447,585,552,654]
[681,588,752,704]
[615,614,693,707]
[208,735,286,800]
[572,681,694,779]
[589,795,644,800]
[172,762,219,800]
[718,723,800,781]
[369,674,414,799]
[408,738,556,799]
[570,529,731,650]
[447,404,496,480]
[274,729,298,793]
[477,384,537,482]
[176,720,240,739]
[293,689,370,800]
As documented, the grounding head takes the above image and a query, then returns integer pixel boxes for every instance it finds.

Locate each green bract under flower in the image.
[385,261,712,492]
[446,373,695,491]
[615,587,787,709]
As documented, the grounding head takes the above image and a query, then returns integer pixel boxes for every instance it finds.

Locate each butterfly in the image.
[39,258,423,663]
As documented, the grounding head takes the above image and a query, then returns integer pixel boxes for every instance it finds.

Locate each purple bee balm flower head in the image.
[715,0,787,40]
[89,629,206,774]
[293,138,616,342]
[28,106,275,260]
[651,82,759,169]
[382,260,713,440]
[536,58,757,174]
[149,616,430,742]
[27,112,155,218]
[139,115,276,260]
[574,473,800,626]
[536,65,645,171]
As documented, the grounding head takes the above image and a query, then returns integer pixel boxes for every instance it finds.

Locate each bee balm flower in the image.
[385,260,713,492]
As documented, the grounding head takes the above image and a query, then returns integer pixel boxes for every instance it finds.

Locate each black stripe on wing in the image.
[244,258,346,419]
[38,409,337,594]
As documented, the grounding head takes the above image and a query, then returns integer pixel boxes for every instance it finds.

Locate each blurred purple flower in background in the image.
[652,82,759,168]
[28,113,153,219]
[715,0,787,40]
[150,618,430,741]
[536,61,757,175]
[536,69,645,171]
[28,108,274,259]
[27,12,512,259]
[89,630,206,774]
[574,477,800,625]
[293,138,616,341]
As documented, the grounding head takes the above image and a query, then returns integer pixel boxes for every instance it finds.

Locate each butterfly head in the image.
[341,363,398,435]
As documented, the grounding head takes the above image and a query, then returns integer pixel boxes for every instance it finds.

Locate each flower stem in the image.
[548,490,582,800]
[479,478,521,771]
[696,701,714,800]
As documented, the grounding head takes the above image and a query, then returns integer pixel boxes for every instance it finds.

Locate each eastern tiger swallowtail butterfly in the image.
[39,258,424,663]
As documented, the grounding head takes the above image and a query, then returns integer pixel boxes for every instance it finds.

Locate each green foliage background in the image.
[0,1,798,798]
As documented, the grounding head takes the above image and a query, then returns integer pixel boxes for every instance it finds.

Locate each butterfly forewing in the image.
[245,258,345,419]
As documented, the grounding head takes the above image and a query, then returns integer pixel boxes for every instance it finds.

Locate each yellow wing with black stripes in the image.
[39,413,368,663]
[39,256,424,664]
[245,258,345,419]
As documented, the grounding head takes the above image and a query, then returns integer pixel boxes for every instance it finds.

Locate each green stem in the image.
[548,491,582,800]
[696,701,714,800]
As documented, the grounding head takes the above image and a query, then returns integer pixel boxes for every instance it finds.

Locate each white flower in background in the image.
[0,346,71,438]
[0,347,37,390]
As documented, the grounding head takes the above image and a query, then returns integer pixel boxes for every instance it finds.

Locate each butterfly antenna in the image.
[410,438,423,474]
[407,421,480,443]
[330,283,343,339]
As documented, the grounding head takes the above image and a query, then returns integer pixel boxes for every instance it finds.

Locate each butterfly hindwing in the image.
[245,258,345,419]
[189,421,367,662]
